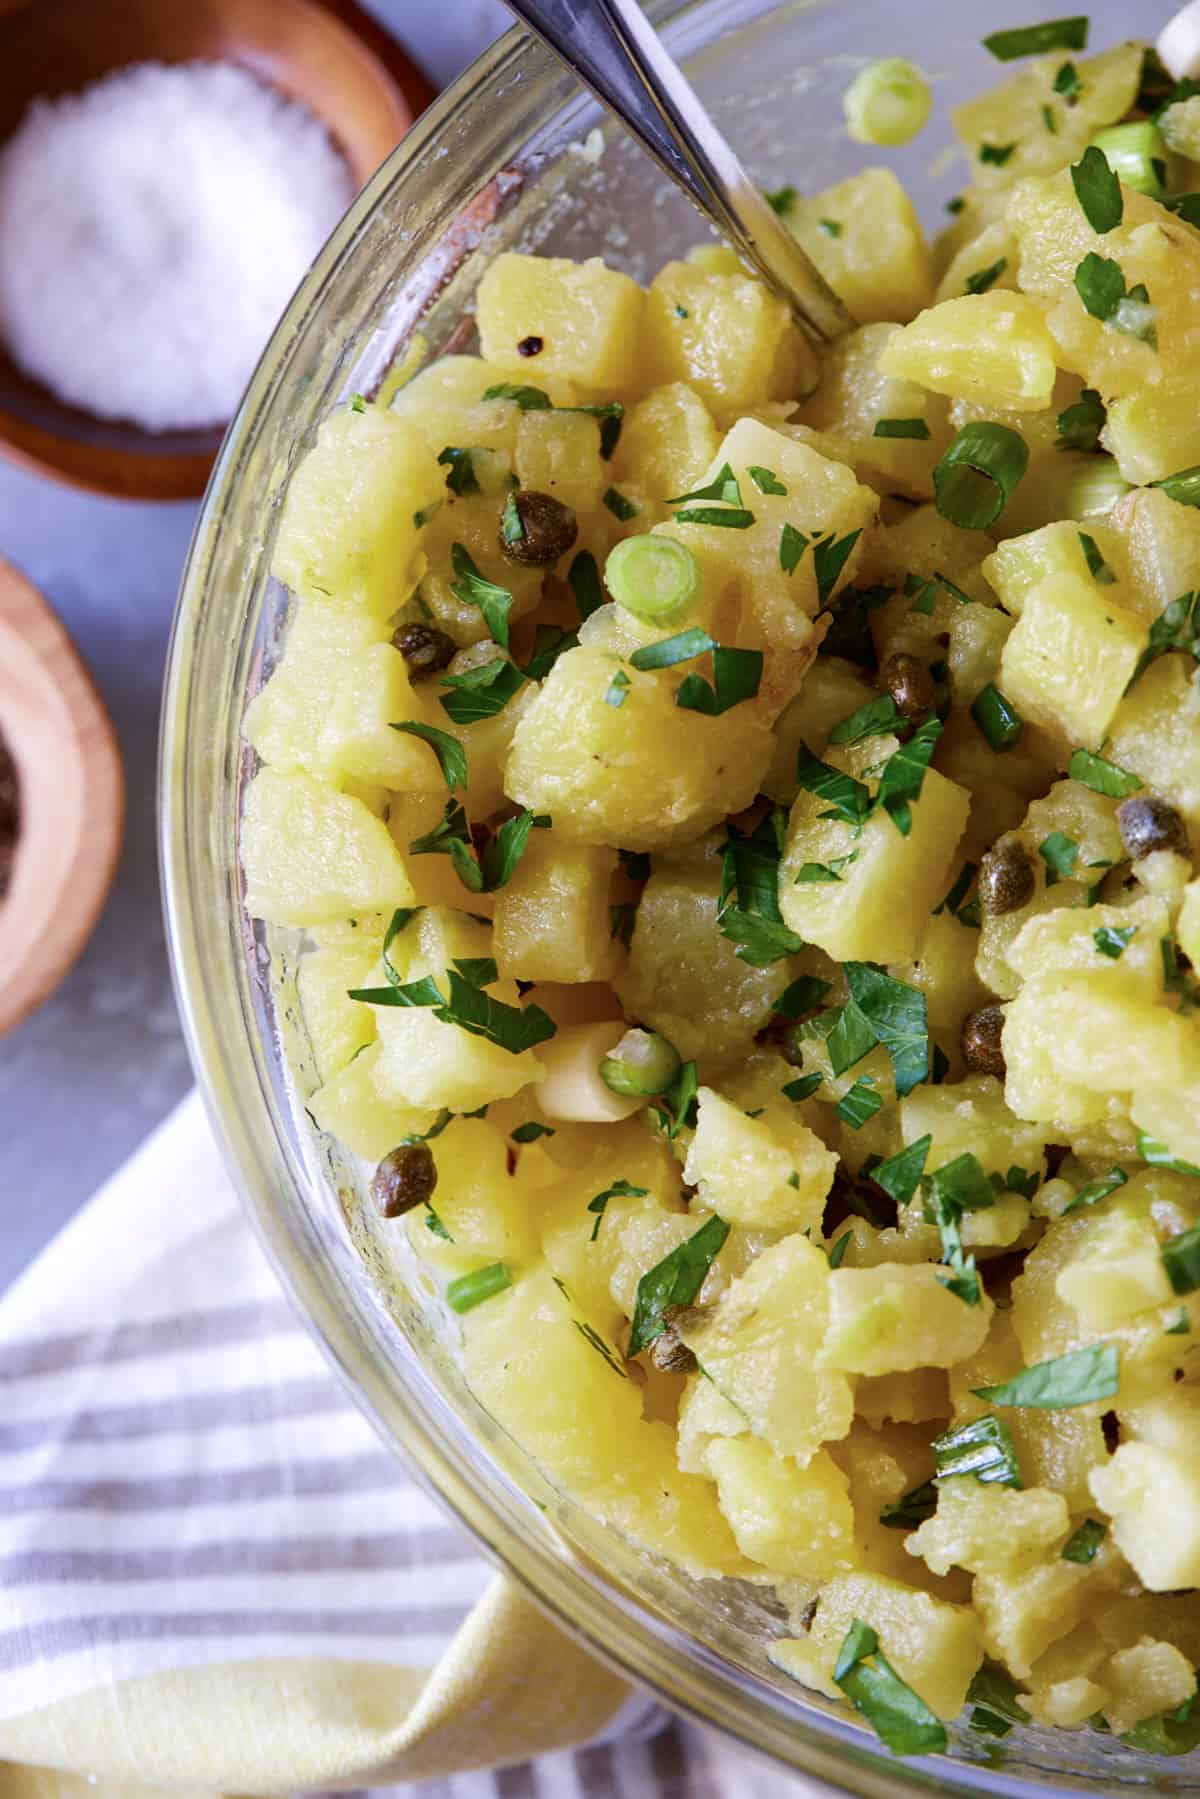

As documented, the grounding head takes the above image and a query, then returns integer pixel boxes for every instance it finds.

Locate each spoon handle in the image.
[504,0,852,342]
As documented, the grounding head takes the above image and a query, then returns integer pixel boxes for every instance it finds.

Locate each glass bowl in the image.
[161,2,1189,1792]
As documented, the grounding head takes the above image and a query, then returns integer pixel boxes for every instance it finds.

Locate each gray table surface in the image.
[0,0,512,1296]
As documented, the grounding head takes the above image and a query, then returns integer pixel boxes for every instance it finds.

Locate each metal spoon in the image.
[503,0,853,343]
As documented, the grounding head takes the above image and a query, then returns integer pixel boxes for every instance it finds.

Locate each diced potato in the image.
[683,1086,835,1233]
[515,409,607,516]
[1108,487,1200,617]
[389,353,582,456]
[773,1571,982,1720]
[643,261,812,415]
[998,573,1148,748]
[973,1556,1106,1679]
[785,168,934,325]
[779,749,970,965]
[1181,881,1200,966]
[1130,1077,1200,1172]
[763,658,877,801]
[297,931,382,1080]
[463,1267,746,1576]
[403,1117,539,1275]
[983,520,1135,620]
[795,323,953,498]
[854,1368,949,1430]
[888,915,991,1050]
[416,494,545,647]
[1055,1202,1185,1332]
[676,1371,748,1474]
[1007,894,1170,1002]
[901,1074,1048,1185]
[677,1236,855,1464]
[1004,975,1200,1122]
[877,292,1058,411]
[1027,1676,1110,1730]
[946,601,1012,708]
[308,1043,437,1160]
[315,643,450,792]
[953,45,1143,190]
[1089,1444,1200,1591]
[244,601,389,776]
[611,382,720,507]
[242,768,416,926]
[371,907,546,1112]
[822,1264,994,1375]
[1106,380,1200,487]
[614,856,792,1070]
[906,1482,1070,1577]
[934,220,1019,305]
[1108,657,1200,838]
[476,253,646,392]
[492,833,617,984]
[504,644,773,851]
[1100,1640,1198,1738]
[273,405,440,613]
[708,1438,856,1578]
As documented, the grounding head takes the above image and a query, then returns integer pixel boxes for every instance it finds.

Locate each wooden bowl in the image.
[0,556,124,1035]
[0,0,433,502]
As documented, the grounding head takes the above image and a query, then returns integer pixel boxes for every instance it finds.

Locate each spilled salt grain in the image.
[0,61,354,432]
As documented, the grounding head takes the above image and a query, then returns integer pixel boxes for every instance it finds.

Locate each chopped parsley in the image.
[666,463,743,507]
[673,504,755,529]
[587,1178,649,1241]
[651,1059,699,1141]
[437,444,480,495]
[605,669,631,708]
[1062,1518,1107,1564]
[675,646,763,715]
[748,464,788,495]
[1062,1166,1127,1214]
[1069,749,1143,797]
[568,549,604,620]
[965,258,1008,294]
[1056,387,1105,452]
[626,1215,730,1356]
[773,976,832,1020]
[1162,1223,1200,1295]
[780,522,810,575]
[979,142,1016,166]
[629,627,716,671]
[439,658,525,726]
[1079,531,1115,585]
[1125,590,1200,693]
[794,741,872,827]
[717,807,806,966]
[765,184,796,214]
[1094,924,1137,958]
[449,542,514,646]
[510,1121,555,1143]
[973,1342,1120,1409]
[482,381,552,409]
[873,1135,932,1207]
[390,720,469,792]
[603,487,639,521]
[982,17,1088,60]
[819,217,843,238]
[350,957,555,1055]
[814,529,864,605]
[879,1480,938,1529]
[827,1229,853,1268]
[968,1665,1033,1739]
[844,962,930,1097]
[828,694,903,745]
[875,716,943,834]
[1038,830,1078,885]
[782,1071,823,1102]
[835,1076,882,1128]
[1139,1132,1200,1178]
[1070,145,1123,235]
[832,1619,947,1757]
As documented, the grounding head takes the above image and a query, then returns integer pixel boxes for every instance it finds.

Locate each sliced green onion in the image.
[628,627,715,671]
[1066,455,1133,518]
[1152,466,1200,508]
[843,58,932,147]
[1089,123,1168,198]
[604,535,700,624]
[1141,1133,1200,1180]
[970,683,1024,751]
[983,17,1088,60]
[446,1262,512,1313]
[934,423,1029,530]
[603,487,639,521]
[1062,1518,1107,1564]
[1070,146,1123,234]
[599,1028,682,1098]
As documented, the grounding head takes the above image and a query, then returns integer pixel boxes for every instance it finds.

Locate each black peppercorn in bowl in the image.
[160,3,1186,1794]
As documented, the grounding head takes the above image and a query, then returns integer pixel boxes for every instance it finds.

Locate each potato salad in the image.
[242,18,1200,1762]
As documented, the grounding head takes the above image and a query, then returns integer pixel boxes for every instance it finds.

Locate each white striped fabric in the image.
[0,1094,827,1798]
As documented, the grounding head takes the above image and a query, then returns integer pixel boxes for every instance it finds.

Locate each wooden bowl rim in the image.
[0,556,124,1035]
[0,0,429,501]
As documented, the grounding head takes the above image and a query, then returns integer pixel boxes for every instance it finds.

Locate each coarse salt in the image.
[0,61,354,433]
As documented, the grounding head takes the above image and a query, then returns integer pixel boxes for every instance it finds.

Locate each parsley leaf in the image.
[439,966,556,1054]
[794,742,872,828]
[967,1665,1032,1739]
[973,1343,1120,1409]
[1062,1166,1127,1214]
[782,1071,823,1101]
[1056,387,1106,452]
[844,962,929,1097]
[676,646,763,715]
[437,444,480,495]
[780,522,810,575]
[873,418,931,440]
[1062,1518,1107,1564]
[1074,252,1130,323]
[979,142,1016,165]
[879,1480,938,1529]
[872,1135,931,1207]
[628,628,716,671]
[832,1620,948,1757]
[1125,590,1200,693]
[1070,145,1123,235]
[965,257,1008,294]
[1162,1222,1200,1294]
[1069,748,1143,797]
[828,694,903,745]
[773,975,832,1019]
[1094,924,1137,958]
[717,808,807,967]
[652,1059,699,1141]
[666,462,743,507]
[875,716,942,835]
[587,1178,649,1241]
[814,529,863,606]
[748,465,788,495]
[510,1121,555,1143]
[390,720,469,791]
[604,487,639,521]
[835,1076,882,1128]
[605,669,631,708]
[439,657,525,726]
[449,543,513,646]
[481,381,551,409]
[568,550,604,620]
[626,1215,730,1355]
[1038,830,1079,885]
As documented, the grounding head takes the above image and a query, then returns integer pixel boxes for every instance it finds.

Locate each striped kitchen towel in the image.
[0,1093,821,1799]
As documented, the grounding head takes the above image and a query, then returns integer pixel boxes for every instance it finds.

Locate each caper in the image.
[1117,793,1190,861]
[978,837,1036,916]
[391,622,457,679]
[372,1142,437,1218]
[961,1004,1006,1078]
[879,651,935,720]
[498,490,578,566]
[516,334,544,357]
[649,1303,702,1375]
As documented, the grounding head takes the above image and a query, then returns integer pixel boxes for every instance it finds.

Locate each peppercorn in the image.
[391,622,457,680]
[1117,793,1190,861]
[516,334,543,357]
[372,1142,437,1218]
[879,651,935,720]
[498,490,578,567]
[979,837,1036,915]
[961,1004,1006,1078]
